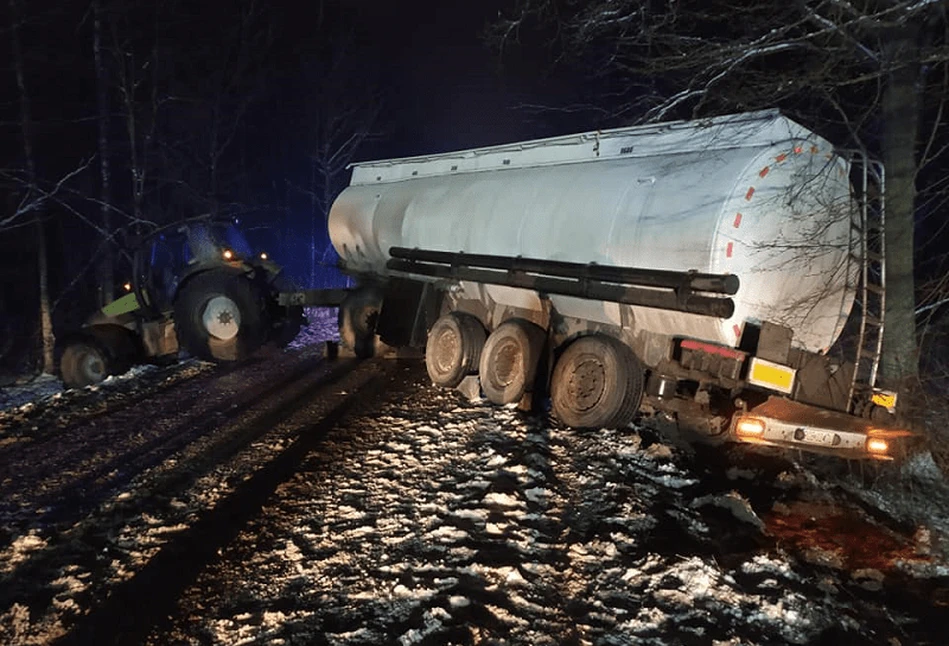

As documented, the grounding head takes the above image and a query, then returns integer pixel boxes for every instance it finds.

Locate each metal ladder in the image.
[846,152,886,414]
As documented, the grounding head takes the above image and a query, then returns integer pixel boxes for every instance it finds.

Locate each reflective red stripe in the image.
[745,187,755,200]
[726,242,733,257]
[681,338,746,360]
[733,212,742,228]
[759,166,769,178]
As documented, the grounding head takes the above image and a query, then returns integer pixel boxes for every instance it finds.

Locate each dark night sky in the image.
[309,0,585,157]
[2,0,589,359]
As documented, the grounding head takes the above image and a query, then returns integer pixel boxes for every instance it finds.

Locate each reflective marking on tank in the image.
[745,187,755,201]
[775,153,787,163]
[726,242,734,258]
[810,145,819,154]
[733,324,742,338]
[759,166,770,178]
[733,212,742,228]
[794,146,803,154]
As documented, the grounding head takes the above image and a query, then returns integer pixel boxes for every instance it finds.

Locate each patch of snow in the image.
[483,492,523,509]
[1,531,48,574]
[691,491,765,531]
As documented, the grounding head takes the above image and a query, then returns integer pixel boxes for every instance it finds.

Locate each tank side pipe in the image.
[389,247,739,295]
[386,258,735,318]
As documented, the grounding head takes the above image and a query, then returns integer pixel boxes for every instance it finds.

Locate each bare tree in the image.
[491,0,949,396]
[6,0,54,374]
[103,0,169,227]
[302,31,383,287]
[92,0,115,306]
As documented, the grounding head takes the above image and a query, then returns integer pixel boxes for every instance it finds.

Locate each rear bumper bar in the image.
[731,396,913,460]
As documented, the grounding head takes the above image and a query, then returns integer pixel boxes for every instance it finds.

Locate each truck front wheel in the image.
[174,270,267,362]
[425,312,486,388]
[551,334,643,429]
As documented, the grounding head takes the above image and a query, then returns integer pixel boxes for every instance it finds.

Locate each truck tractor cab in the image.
[58,217,303,389]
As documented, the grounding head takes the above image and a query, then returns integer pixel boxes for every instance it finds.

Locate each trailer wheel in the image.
[338,286,382,359]
[479,319,545,405]
[61,340,112,388]
[174,270,267,362]
[426,312,486,388]
[551,334,644,429]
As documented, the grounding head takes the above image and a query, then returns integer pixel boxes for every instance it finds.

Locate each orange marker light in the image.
[736,418,765,438]
[223,249,234,260]
[867,438,889,455]
[260,252,268,260]
[124,282,132,291]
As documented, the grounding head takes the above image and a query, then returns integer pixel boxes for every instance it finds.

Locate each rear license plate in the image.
[794,428,839,446]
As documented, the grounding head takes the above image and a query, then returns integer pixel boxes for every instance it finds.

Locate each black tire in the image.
[551,334,644,429]
[478,318,546,405]
[61,340,112,388]
[338,286,383,359]
[174,270,267,362]
[425,312,486,388]
[88,324,141,375]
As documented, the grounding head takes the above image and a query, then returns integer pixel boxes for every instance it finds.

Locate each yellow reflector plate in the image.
[747,358,795,394]
[871,391,897,411]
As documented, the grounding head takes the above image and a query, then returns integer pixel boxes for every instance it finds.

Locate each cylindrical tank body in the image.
[329,111,856,354]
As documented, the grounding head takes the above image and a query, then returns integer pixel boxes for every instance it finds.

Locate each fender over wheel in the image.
[479,318,546,405]
[425,312,486,388]
[551,334,644,429]
[174,270,267,362]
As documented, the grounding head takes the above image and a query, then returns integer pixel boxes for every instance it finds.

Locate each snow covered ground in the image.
[1,307,948,645]
[154,389,949,646]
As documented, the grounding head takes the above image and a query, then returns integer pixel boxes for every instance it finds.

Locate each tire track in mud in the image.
[0,349,327,531]
[0,353,252,441]
[52,359,421,646]
[1,356,414,644]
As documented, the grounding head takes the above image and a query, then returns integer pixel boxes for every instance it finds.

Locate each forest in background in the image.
[2,1,947,448]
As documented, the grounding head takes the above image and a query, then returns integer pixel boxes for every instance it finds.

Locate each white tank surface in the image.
[329,110,857,354]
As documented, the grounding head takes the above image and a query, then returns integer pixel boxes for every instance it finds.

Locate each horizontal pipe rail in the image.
[387,248,736,318]
[389,247,739,295]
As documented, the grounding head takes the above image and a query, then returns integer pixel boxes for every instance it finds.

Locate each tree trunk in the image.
[94,0,114,306]
[880,31,920,398]
[37,221,54,372]
[310,156,318,288]
[9,0,55,374]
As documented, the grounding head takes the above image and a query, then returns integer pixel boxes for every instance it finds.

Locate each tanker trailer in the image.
[328,109,911,460]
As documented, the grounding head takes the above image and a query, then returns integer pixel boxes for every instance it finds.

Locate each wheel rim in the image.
[80,350,106,382]
[432,327,461,375]
[491,338,521,388]
[202,295,242,340]
[566,356,606,412]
